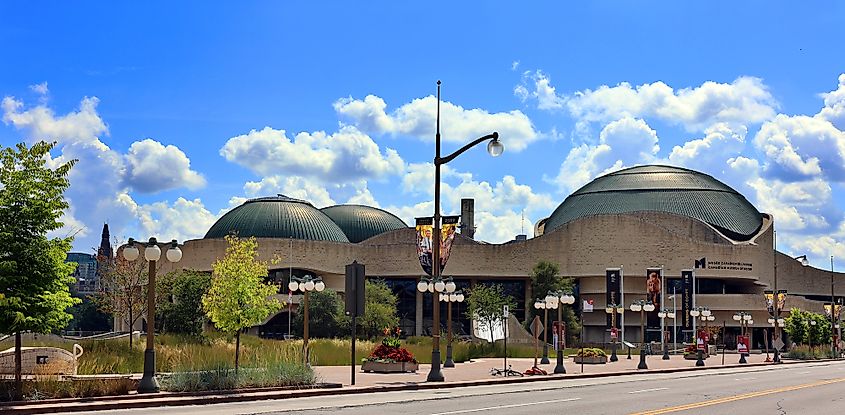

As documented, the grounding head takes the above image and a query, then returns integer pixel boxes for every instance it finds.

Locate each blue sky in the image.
[2,2,845,268]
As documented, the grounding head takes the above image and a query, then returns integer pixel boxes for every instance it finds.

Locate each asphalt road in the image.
[69,360,845,415]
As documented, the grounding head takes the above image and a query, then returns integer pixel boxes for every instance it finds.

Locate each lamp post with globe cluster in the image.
[733,312,753,364]
[630,300,655,370]
[439,282,464,368]
[543,291,576,374]
[289,275,325,366]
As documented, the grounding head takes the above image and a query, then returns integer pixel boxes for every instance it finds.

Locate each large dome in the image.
[321,204,408,243]
[204,195,350,242]
[544,165,763,241]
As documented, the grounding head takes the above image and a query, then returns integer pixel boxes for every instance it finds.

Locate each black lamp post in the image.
[545,291,575,374]
[733,311,752,364]
[440,283,463,368]
[630,299,654,370]
[690,306,710,367]
[122,238,182,394]
[657,309,675,360]
[425,80,502,382]
[605,303,622,362]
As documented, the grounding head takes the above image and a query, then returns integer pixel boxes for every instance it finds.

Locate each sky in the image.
[1,2,845,269]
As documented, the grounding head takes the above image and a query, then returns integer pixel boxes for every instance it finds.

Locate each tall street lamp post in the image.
[550,292,575,374]
[605,303,623,362]
[439,282,463,368]
[427,80,503,382]
[657,308,675,360]
[288,275,325,366]
[630,300,655,370]
[831,256,838,358]
[122,238,182,394]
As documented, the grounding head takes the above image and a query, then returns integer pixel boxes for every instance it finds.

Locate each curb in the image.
[0,359,834,414]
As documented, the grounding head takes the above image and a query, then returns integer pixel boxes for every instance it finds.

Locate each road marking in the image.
[799,371,811,374]
[430,397,581,415]
[629,387,669,394]
[628,377,845,415]
[735,377,756,380]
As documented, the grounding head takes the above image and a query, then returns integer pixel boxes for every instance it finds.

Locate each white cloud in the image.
[242,175,337,208]
[514,71,565,110]
[668,123,747,172]
[29,82,49,96]
[517,72,777,132]
[511,61,520,71]
[2,95,109,149]
[818,73,845,129]
[220,125,404,182]
[552,117,659,193]
[334,95,539,151]
[123,139,206,193]
[753,114,845,181]
[118,195,218,242]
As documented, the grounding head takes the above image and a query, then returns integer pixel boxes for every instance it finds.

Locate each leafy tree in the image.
[357,280,399,339]
[66,294,113,333]
[292,288,346,338]
[202,235,281,372]
[0,141,79,398]
[93,251,150,347]
[806,312,831,349]
[466,283,516,344]
[528,261,580,344]
[157,270,211,337]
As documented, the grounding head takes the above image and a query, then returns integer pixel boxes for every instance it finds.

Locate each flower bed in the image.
[361,328,418,373]
[572,348,607,364]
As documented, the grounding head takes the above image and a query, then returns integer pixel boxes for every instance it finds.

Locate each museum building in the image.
[139,165,844,349]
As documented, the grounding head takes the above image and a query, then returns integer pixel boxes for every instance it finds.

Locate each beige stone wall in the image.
[138,211,842,335]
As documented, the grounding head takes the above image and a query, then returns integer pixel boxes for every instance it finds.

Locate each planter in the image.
[361,360,419,373]
[572,356,607,364]
[684,352,709,360]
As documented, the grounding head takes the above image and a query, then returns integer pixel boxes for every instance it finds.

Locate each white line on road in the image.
[799,371,811,374]
[736,377,757,380]
[628,387,669,394]
[429,398,581,415]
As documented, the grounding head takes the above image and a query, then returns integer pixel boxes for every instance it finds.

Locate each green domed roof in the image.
[205,195,350,242]
[321,204,408,243]
[545,165,763,241]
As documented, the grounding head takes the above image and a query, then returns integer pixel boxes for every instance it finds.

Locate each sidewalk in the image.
[315,352,771,386]
[1,352,777,414]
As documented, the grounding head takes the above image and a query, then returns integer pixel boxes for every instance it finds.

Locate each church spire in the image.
[98,223,113,259]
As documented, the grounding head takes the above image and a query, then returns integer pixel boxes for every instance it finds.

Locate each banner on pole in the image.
[440,216,460,272]
[681,270,694,331]
[764,290,787,316]
[646,267,662,329]
[606,268,621,328]
[416,217,434,276]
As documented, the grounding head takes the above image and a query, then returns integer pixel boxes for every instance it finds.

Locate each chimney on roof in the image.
[460,198,475,239]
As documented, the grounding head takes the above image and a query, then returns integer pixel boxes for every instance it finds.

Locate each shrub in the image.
[0,378,134,402]
[576,348,607,357]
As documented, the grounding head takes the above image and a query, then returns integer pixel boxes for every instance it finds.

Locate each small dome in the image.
[321,204,408,243]
[545,165,763,241]
[205,195,350,242]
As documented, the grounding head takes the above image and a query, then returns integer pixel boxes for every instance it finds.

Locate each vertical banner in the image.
[606,268,621,328]
[824,304,842,319]
[440,216,460,272]
[765,290,788,315]
[681,269,694,331]
[646,268,662,329]
[416,217,434,276]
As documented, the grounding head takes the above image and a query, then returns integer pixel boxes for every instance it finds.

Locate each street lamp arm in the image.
[435,132,499,165]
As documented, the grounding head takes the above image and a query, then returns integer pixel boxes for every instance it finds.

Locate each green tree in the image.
[528,261,580,344]
[0,141,80,398]
[202,235,281,372]
[292,288,346,338]
[466,283,516,344]
[157,270,211,337]
[66,294,113,333]
[784,308,808,346]
[806,312,831,350]
[357,280,399,339]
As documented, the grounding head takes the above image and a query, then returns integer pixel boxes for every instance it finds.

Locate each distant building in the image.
[67,224,112,294]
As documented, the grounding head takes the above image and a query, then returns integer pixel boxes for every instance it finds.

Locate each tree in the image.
[93,252,150,347]
[528,261,580,344]
[292,288,346,338]
[0,141,79,398]
[466,283,516,344]
[202,235,281,373]
[157,270,211,337]
[784,308,809,346]
[66,294,113,333]
[357,280,399,339]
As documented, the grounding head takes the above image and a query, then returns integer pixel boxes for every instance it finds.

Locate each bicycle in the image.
[490,365,524,377]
